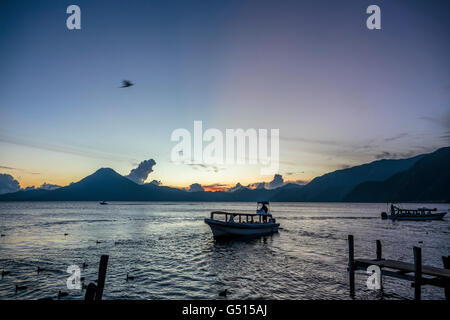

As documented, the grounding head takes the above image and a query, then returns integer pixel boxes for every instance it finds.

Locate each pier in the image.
[347,235,450,300]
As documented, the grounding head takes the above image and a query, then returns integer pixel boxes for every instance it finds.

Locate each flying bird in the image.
[120,80,134,88]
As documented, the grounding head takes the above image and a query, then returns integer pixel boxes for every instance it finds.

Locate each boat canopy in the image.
[257,201,270,204]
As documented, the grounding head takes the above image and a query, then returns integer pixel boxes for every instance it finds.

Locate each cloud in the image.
[290,179,308,186]
[0,134,133,163]
[0,173,21,194]
[149,180,162,186]
[280,136,336,146]
[188,183,204,192]
[202,183,229,192]
[125,159,156,184]
[248,182,266,189]
[39,183,61,190]
[384,133,408,142]
[187,163,223,173]
[255,182,266,189]
[268,174,284,189]
[0,166,16,170]
[374,151,417,160]
[227,182,247,192]
[0,165,40,175]
[419,112,450,131]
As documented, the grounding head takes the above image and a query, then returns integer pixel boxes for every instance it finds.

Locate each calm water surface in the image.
[0,202,449,300]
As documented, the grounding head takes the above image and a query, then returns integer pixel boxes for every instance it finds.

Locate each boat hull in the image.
[388,212,447,221]
[204,218,279,238]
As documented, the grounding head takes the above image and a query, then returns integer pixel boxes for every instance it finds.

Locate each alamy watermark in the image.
[66,265,81,289]
[65,4,379,31]
[366,265,381,290]
[170,121,279,175]
[66,5,81,30]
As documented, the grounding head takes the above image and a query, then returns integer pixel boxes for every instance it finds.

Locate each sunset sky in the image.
[0,0,449,190]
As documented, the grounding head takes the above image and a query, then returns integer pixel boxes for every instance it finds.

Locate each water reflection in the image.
[0,202,448,300]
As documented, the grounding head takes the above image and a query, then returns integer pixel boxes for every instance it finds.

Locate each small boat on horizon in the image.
[204,201,280,238]
[381,204,448,221]
[99,201,108,205]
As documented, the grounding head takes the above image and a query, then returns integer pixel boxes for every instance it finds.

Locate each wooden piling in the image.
[376,240,382,260]
[95,255,109,300]
[348,235,355,297]
[375,240,383,290]
[443,256,450,301]
[413,246,422,300]
[84,283,97,300]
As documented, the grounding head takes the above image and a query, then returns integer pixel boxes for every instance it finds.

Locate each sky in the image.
[0,0,449,190]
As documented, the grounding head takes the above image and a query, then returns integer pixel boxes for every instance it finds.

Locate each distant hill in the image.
[344,147,450,202]
[0,147,448,202]
[0,168,189,201]
[271,154,424,201]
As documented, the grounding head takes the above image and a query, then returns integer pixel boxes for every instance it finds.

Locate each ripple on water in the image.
[0,202,449,300]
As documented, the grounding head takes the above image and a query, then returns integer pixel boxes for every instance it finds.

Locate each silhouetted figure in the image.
[37,266,45,273]
[58,290,68,299]
[120,80,134,88]
[261,203,269,223]
[2,270,10,278]
[261,203,268,213]
[126,273,135,281]
[219,289,227,297]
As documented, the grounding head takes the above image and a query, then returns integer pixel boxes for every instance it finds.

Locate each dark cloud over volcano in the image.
[125,159,156,184]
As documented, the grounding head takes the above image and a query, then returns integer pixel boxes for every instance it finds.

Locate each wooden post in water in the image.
[443,256,450,301]
[376,240,382,260]
[413,247,422,300]
[95,255,109,300]
[376,240,383,290]
[348,235,355,297]
[84,283,97,300]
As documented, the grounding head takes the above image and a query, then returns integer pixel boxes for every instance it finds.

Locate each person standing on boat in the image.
[260,203,269,223]
[261,203,269,214]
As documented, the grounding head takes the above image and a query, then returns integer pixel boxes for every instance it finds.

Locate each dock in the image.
[347,235,450,300]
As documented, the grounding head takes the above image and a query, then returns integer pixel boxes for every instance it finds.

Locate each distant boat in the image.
[381,204,447,221]
[204,201,280,238]
[99,201,108,205]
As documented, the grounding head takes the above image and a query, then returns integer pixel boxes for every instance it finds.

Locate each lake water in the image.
[0,202,449,300]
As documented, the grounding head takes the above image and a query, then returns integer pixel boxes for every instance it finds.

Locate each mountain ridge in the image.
[0,147,448,202]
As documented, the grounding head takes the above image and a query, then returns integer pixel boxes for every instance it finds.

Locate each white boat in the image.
[381,204,448,221]
[204,201,280,238]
